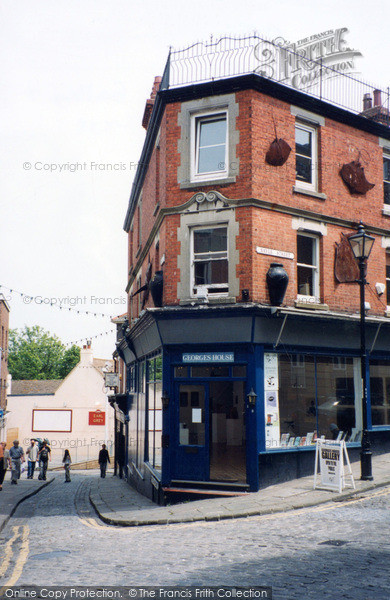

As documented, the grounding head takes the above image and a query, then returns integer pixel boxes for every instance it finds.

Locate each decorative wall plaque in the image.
[339,160,375,195]
[334,233,360,283]
[265,138,291,166]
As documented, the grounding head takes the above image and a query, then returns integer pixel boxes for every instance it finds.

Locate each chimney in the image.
[373,89,382,107]
[363,93,372,111]
[142,76,162,130]
[80,344,93,365]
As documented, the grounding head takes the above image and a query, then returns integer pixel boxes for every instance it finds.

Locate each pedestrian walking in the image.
[9,440,25,485]
[98,444,110,478]
[0,442,10,490]
[37,441,51,480]
[26,438,39,479]
[63,449,71,482]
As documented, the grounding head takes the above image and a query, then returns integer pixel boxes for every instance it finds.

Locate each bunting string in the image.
[0,284,125,320]
[64,329,116,347]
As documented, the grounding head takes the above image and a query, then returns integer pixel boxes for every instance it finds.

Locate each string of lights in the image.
[0,283,124,320]
[64,328,116,347]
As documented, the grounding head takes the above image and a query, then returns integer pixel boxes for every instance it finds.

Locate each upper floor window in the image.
[295,123,318,191]
[192,113,227,181]
[386,252,390,307]
[192,226,228,296]
[297,233,319,299]
[384,153,390,206]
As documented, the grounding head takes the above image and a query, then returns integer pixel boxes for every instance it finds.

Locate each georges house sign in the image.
[182,353,234,363]
[255,28,362,90]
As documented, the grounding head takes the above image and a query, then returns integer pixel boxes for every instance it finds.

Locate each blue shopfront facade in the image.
[115,304,390,504]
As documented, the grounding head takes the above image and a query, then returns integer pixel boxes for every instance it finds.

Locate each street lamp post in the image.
[348,222,375,481]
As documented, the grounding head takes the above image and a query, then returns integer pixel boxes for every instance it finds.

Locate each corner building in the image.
[115,39,390,503]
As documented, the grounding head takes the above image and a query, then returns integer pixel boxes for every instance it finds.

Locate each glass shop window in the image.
[386,252,390,307]
[369,360,390,427]
[147,355,163,473]
[277,354,357,448]
[191,365,230,378]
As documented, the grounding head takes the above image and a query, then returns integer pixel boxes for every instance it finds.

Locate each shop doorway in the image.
[174,380,246,484]
[209,381,246,483]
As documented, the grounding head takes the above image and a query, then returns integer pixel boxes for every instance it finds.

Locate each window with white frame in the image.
[386,252,390,307]
[295,123,318,190]
[384,152,390,206]
[192,113,227,181]
[297,233,319,299]
[192,226,228,296]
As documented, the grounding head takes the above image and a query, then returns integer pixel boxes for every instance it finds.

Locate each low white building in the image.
[6,345,114,465]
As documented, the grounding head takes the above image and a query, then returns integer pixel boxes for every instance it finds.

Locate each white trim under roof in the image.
[292,217,327,236]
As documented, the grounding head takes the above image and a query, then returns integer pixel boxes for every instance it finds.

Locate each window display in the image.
[266,353,360,449]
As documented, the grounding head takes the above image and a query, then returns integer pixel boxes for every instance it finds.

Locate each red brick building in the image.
[0,294,10,440]
[115,36,390,502]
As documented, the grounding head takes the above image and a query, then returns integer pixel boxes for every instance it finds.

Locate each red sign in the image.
[89,411,106,426]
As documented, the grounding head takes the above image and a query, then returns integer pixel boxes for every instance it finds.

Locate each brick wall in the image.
[126,83,390,319]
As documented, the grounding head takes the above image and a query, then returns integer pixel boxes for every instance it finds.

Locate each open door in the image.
[209,381,246,483]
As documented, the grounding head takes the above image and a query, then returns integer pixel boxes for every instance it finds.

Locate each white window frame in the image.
[295,122,318,192]
[386,251,390,309]
[191,111,228,182]
[296,232,320,301]
[191,225,229,298]
[384,151,390,208]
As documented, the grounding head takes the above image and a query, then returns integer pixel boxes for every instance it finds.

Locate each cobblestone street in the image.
[0,474,389,599]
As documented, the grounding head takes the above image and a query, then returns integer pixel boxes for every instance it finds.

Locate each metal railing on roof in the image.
[160,35,389,121]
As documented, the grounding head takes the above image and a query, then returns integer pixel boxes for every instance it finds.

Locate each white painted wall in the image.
[6,348,114,465]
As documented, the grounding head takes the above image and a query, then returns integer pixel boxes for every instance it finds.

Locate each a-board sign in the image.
[313,439,355,493]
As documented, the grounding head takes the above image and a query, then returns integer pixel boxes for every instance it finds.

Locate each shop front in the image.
[118,305,390,503]
[170,354,249,486]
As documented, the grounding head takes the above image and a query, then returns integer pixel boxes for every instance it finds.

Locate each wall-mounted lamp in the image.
[247,388,257,406]
[161,392,170,408]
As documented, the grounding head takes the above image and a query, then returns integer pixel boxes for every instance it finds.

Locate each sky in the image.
[1,0,389,359]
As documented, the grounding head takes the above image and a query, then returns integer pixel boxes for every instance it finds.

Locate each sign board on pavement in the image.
[313,439,355,493]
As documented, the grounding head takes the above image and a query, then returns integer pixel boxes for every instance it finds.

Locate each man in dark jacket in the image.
[98,444,110,478]
[37,441,51,481]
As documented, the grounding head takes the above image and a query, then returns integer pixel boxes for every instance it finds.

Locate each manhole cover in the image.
[30,550,71,560]
[318,540,349,547]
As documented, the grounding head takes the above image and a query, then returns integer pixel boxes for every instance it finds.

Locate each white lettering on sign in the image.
[256,247,294,260]
[182,353,234,363]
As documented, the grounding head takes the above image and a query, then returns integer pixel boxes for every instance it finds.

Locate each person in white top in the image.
[26,439,39,479]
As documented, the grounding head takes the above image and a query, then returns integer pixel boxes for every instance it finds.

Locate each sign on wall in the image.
[256,247,294,260]
[182,352,234,363]
[32,409,72,433]
[104,372,120,388]
[313,439,355,493]
[264,353,280,448]
[89,411,106,426]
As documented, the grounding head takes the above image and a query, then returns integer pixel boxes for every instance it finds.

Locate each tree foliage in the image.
[8,326,80,380]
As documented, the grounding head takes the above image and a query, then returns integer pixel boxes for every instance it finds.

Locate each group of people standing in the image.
[0,439,111,489]
[0,438,52,489]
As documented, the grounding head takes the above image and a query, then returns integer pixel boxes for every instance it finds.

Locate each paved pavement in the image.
[0,471,54,532]
[1,452,389,530]
[89,451,390,526]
